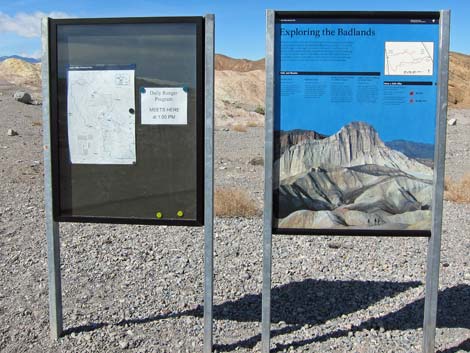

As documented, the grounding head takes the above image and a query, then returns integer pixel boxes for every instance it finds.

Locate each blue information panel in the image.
[273,13,440,235]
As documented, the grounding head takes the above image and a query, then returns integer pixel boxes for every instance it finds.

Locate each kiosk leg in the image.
[42,17,63,340]
[261,230,273,353]
[422,10,450,353]
[203,13,215,353]
[262,10,276,353]
[423,233,442,353]
[45,220,63,340]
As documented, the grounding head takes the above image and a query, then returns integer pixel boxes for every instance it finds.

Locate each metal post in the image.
[423,10,450,353]
[203,13,215,353]
[262,9,275,353]
[41,17,63,340]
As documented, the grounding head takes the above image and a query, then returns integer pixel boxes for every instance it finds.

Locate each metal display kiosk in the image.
[42,14,215,352]
[263,10,450,353]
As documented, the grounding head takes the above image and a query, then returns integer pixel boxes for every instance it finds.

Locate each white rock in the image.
[447,118,457,126]
[118,340,129,349]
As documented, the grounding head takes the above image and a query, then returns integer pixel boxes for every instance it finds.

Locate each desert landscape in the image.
[0,52,469,352]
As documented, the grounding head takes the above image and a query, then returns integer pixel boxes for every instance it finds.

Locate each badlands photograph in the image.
[274,121,434,231]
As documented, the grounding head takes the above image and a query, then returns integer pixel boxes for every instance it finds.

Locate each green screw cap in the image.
[156,212,162,219]
[177,210,184,217]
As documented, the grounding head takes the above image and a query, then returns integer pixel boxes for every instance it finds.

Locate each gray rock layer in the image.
[276,122,432,180]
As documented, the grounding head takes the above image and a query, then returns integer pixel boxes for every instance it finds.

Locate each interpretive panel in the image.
[273,12,440,235]
[48,17,204,225]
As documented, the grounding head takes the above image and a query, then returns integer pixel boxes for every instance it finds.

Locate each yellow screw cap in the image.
[156,212,162,219]
[177,210,184,217]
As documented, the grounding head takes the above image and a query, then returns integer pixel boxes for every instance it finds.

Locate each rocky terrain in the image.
[215,69,265,127]
[0,55,469,352]
[448,52,470,108]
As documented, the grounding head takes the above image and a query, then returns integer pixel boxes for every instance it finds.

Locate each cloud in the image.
[19,50,42,59]
[0,11,71,38]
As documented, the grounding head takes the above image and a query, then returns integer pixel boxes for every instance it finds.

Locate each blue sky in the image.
[0,0,468,59]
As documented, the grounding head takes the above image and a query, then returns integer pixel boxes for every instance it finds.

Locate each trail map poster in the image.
[273,13,440,234]
[67,65,136,164]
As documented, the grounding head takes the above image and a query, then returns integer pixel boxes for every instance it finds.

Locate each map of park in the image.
[384,41,434,76]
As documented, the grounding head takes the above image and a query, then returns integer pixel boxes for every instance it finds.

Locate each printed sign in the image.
[140,87,188,125]
[67,66,136,165]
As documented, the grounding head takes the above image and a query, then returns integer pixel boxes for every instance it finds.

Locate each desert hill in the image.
[214,54,266,127]
[215,53,264,72]
[0,58,41,90]
[215,69,265,126]
[448,52,470,107]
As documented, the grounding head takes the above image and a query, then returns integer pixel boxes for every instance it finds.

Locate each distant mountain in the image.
[385,140,434,160]
[0,55,40,63]
[276,121,432,180]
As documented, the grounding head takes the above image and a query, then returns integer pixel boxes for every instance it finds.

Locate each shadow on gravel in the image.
[63,322,107,335]
[62,280,469,353]
[436,338,470,353]
[268,284,470,352]
[198,279,422,351]
[63,279,419,340]
[201,281,469,352]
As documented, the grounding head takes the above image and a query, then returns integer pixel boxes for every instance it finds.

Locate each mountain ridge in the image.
[215,54,264,72]
[277,129,435,161]
[385,139,434,160]
[276,121,432,181]
[0,55,40,63]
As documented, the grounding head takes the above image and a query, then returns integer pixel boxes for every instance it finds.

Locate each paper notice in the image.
[140,87,188,125]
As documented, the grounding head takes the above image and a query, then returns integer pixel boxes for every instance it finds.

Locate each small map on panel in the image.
[384,41,434,76]
[67,66,136,164]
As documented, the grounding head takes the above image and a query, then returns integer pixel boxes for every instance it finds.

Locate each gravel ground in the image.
[0,85,469,353]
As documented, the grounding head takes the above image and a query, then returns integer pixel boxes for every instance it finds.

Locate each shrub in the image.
[214,188,259,217]
[231,124,247,132]
[255,106,265,115]
[444,173,470,203]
